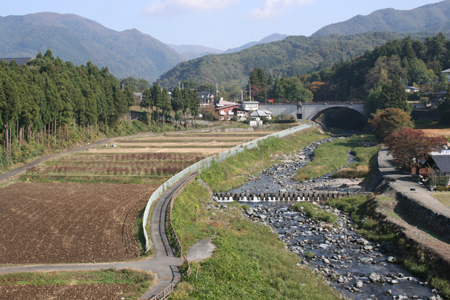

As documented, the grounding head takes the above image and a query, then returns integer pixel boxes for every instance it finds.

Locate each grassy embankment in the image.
[293,135,379,181]
[170,128,343,299]
[199,128,329,192]
[0,269,154,300]
[289,135,450,296]
[431,192,450,208]
[327,195,450,298]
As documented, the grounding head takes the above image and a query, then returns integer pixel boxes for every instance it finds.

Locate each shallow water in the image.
[223,138,442,299]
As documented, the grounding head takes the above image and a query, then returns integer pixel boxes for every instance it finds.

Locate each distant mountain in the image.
[224,33,288,53]
[313,0,450,36]
[0,12,183,82]
[167,44,223,60]
[158,32,411,88]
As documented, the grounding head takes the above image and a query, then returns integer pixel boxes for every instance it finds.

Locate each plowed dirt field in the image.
[0,182,156,264]
[0,284,133,300]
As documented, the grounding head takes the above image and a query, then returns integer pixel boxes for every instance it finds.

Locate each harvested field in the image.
[0,182,157,264]
[0,269,154,300]
[21,152,206,184]
[422,128,450,137]
[87,147,229,155]
[0,284,133,300]
[113,141,239,147]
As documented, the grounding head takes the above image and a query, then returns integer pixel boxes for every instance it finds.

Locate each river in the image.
[219,138,442,300]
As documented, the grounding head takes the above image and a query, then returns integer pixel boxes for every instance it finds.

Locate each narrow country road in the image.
[0,170,194,298]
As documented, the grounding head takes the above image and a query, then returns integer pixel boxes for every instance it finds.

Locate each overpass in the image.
[260,101,368,120]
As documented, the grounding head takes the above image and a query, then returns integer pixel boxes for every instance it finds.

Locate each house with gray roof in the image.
[430,154,450,177]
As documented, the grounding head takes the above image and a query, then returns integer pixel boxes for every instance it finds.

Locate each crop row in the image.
[67,153,205,162]
[27,165,185,176]
[47,160,199,169]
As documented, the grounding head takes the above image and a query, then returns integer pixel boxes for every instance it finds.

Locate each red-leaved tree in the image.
[384,127,447,172]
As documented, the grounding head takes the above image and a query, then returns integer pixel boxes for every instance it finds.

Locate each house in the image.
[215,99,241,121]
[198,91,215,106]
[428,154,450,186]
[235,109,249,121]
[443,68,450,82]
[242,101,260,111]
[250,110,273,120]
[428,154,450,175]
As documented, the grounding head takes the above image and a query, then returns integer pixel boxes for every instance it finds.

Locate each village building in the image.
[198,91,215,106]
[215,99,240,121]
[242,101,260,111]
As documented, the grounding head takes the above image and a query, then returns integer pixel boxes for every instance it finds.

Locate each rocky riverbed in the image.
[229,137,364,196]
[222,138,443,300]
[244,204,441,300]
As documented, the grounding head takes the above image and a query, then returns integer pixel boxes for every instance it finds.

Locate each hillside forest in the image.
[0,50,135,166]
[239,34,450,124]
[2,34,450,167]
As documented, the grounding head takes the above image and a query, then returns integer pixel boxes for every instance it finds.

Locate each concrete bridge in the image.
[260,101,367,120]
[213,191,371,202]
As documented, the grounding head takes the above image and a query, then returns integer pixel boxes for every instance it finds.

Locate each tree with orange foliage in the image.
[370,108,413,140]
[384,127,447,171]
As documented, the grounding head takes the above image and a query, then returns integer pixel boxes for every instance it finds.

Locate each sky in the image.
[1,0,444,51]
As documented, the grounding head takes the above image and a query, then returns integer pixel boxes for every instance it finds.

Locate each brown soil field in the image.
[113,141,241,147]
[118,136,265,142]
[422,128,450,137]
[0,182,157,264]
[0,284,134,300]
[90,147,228,155]
[162,131,273,136]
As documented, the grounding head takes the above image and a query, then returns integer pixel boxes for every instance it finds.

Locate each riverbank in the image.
[373,149,450,297]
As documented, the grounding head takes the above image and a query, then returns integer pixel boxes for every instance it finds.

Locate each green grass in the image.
[431,192,450,207]
[292,202,338,224]
[327,195,450,298]
[171,181,341,300]
[20,174,168,185]
[294,135,379,181]
[0,269,153,300]
[200,128,328,192]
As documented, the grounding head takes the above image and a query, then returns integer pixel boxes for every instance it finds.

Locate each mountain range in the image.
[1,1,450,84]
[0,12,183,82]
[313,0,450,36]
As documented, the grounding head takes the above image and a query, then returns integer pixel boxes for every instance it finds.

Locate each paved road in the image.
[0,170,196,299]
[0,124,245,298]
[378,148,450,218]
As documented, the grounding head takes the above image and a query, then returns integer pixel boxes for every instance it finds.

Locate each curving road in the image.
[0,168,196,299]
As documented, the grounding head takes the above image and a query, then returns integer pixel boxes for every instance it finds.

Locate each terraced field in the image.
[0,128,276,298]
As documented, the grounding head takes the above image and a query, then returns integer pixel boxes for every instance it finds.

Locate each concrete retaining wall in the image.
[142,123,314,252]
[377,150,450,244]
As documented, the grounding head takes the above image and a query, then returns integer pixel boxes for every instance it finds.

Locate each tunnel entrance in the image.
[311,107,369,133]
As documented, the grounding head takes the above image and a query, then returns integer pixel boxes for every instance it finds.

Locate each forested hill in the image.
[313,0,450,37]
[302,33,450,115]
[158,32,414,88]
[0,50,134,164]
[0,13,183,82]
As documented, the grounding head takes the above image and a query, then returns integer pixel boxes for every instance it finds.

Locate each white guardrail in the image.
[142,123,314,252]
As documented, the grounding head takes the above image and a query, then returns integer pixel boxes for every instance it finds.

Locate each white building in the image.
[242,101,260,111]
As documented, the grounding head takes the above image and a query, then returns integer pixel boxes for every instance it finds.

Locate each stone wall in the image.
[377,150,450,243]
